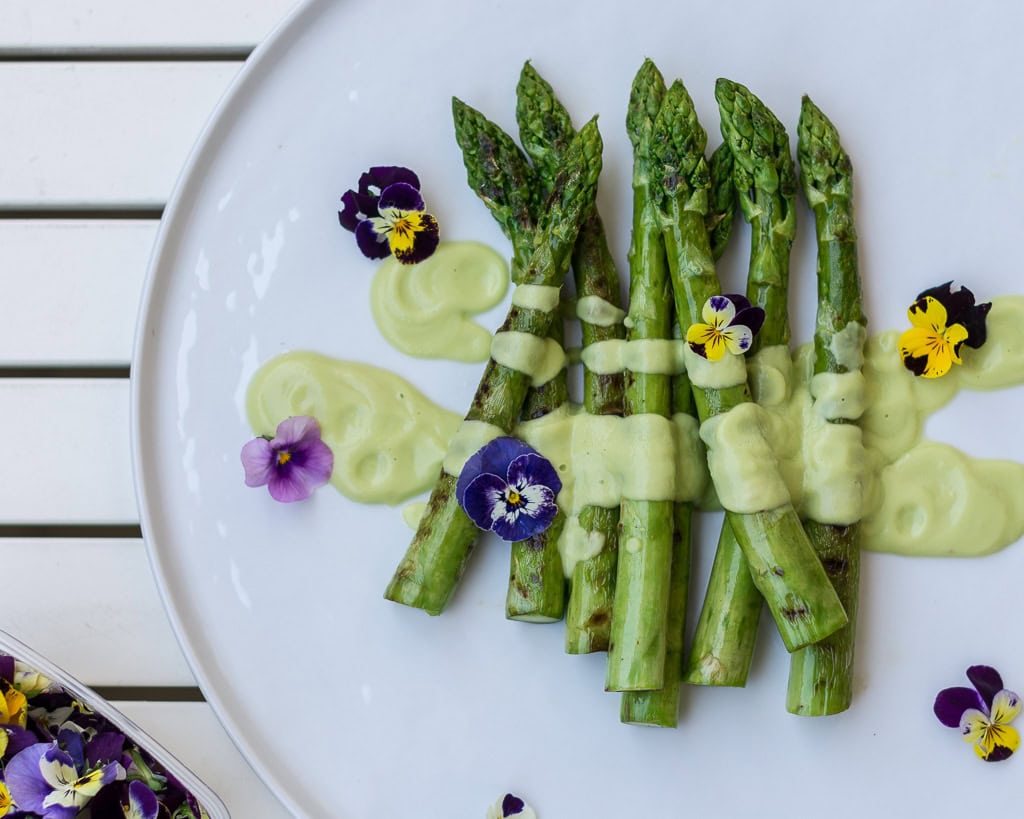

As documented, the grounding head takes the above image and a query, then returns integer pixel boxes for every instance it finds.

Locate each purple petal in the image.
[460,472,509,531]
[127,781,160,819]
[6,743,53,812]
[0,655,14,682]
[338,190,379,232]
[507,453,562,497]
[355,219,392,259]
[378,181,425,213]
[392,212,440,265]
[490,486,558,542]
[271,415,322,448]
[240,437,275,488]
[57,728,85,770]
[731,305,765,338]
[86,732,125,768]
[359,166,420,195]
[502,793,526,816]
[289,435,334,482]
[934,686,984,727]
[721,293,752,312]
[455,437,535,506]
[4,725,40,758]
[266,449,333,503]
[967,665,1004,709]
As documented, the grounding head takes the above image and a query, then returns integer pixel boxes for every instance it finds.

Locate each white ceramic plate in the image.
[132,1,1024,816]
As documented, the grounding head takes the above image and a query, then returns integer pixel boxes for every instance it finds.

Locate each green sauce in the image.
[246,351,460,505]
[245,293,1024,561]
[369,241,508,363]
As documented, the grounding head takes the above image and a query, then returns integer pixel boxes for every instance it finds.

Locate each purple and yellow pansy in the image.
[338,165,440,264]
[898,281,991,378]
[685,294,765,361]
[934,665,1019,762]
[456,438,561,542]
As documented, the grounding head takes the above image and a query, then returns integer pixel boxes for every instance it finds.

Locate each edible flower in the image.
[5,740,124,817]
[685,294,765,361]
[933,665,1020,762]
[486,793,537,819]
[898,281,990,378]
[241,416,334,503]
[456,437,561,542]
[122,780,160,819]
[338,165,439,264]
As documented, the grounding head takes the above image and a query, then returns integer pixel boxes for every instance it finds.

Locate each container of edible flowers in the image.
[0,629,228,819]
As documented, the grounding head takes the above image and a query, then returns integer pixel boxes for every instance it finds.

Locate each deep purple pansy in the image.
[685,293,765,361]
[241,415,334,503]
[456,437,561,542]
[486,792,537,819]
[934,665,1020,762]
[123,780,160,819]
[338,165,439,264]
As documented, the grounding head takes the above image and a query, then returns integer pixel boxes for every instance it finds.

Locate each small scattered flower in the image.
[685,294,765,361]
[456,438,561,542]
[934,664,1020,762]
[241,416,334,503]
[338,165,440,264]
[485,793,537,819]
[898,281,991,378]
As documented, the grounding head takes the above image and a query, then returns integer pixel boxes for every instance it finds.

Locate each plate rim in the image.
[129,2,325,816]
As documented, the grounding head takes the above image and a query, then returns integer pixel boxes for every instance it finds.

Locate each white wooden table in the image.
[0,3,301,815]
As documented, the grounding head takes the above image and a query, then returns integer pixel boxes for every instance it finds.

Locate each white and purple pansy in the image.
[5,739,125,818]
[934,664,1020,762]
[338,165,440,264]
[685,293,765,361]
[241,415,334,503]
[122,780,160,819]
[485,792,537,819]
[456,437,561,542]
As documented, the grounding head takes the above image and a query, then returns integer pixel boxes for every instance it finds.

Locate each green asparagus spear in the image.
[621,369,696,725]
[787,96,866,715]
[506,318,568,622]
[605,60,676,687]
[384,109,603,615]
[517,62,625,653]
[706,141,737,263]
[685,79,798,685]
[653,78,847,652]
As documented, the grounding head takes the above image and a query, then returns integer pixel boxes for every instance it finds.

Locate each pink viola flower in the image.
[241,416,334,503]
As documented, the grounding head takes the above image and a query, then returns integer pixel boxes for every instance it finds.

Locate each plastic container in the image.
[0,628,229,818]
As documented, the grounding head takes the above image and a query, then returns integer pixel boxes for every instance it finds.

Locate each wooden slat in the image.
[0,63,241,208]
[0,380,136,524]
[116,701,290,818]
[1,538,194,686]
[0,1,299,53]
[0,221,153,366]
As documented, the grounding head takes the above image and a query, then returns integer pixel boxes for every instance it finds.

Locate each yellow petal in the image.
[944,322,969,364]
[686,323,717,346]
[703,333,728,361]
[990,689,1021,725]
[907,295,950,333]
[898,327,954,378]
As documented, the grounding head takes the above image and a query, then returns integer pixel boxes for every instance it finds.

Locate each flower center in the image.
[277,451,292,466]
[506,488,522,506]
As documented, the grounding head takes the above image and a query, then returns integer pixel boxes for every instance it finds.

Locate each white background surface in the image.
[131,1,1024,818]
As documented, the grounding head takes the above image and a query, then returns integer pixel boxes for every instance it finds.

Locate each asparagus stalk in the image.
[685,79,798,685]
[621,369,696,725]
[516,62,625,653]
[787,96,866,715]
[653,78,847,652]
[605,60,676,688]
[384,108,603,615]
[706,141,737,264]
[506,317,568,622]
